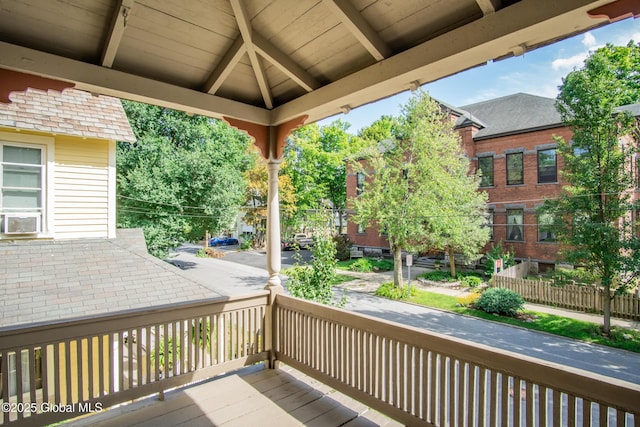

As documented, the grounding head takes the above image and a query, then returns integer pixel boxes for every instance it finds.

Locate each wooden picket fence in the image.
[492,275,640,320]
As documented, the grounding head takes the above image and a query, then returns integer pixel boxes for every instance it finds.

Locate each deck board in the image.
[66,364,402,426]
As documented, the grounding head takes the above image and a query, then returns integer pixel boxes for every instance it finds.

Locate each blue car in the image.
[209,236,239,246]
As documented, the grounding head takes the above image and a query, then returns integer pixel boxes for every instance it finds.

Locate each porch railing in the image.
[2,290,639,426]
[274,294,640,426]
[0,292,270,427]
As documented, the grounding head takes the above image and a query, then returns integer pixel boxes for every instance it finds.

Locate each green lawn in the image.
[336,258,394,272]
[331,273,358,285]
[405,288,640,353]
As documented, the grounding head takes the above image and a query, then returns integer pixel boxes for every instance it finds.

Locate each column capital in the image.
[223,115,307,160]
[588,0,640,22]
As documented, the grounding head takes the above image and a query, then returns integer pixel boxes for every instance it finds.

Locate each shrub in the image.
[375,281,416,300]
[286,233,345,307]
[372,258,394,271]
[485,241,515,277]
[474,287,524,316]
[349,258,374,272]
[457,292,481,307]
[418,270,454,282]
[550,267,598,286]
[333,234,352,261]
[460,275,483,288]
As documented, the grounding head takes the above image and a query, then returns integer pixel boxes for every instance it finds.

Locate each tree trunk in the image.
[393,245,404,288]
[448,247,457,279]
[603,283,612,336]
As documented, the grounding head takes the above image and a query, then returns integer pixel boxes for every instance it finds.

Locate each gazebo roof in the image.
[0,0,636,126]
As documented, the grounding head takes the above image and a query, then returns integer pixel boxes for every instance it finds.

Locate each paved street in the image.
[166,245,640,385]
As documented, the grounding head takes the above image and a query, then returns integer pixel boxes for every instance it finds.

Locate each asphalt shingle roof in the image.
[0,229,220,328]
[0,88,135,142]
[459,93,563,139]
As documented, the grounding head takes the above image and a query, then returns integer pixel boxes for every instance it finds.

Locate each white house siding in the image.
[53,137,112,239]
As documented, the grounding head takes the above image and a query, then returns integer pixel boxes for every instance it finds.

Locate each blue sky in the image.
[318,17,640,134]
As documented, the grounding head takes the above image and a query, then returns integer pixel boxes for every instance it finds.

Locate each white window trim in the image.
[0,131,55,238]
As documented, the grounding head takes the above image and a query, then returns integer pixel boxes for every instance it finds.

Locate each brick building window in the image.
[507,209,524,241]
[537,212,557,242]
[357,223,366,234]
[537,148,557,183]
[506,152,523,185]
[478,156,493,187]
[484,209,494,240]
[356,172,365,196]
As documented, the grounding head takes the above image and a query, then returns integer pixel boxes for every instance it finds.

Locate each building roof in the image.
[0,229,220,328]
[459,93,563,140]
[0,88,135,142]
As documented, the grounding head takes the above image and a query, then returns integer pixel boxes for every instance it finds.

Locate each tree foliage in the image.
[117,101,252,257]
[243,155,297,248]
[350,91,489,286]
[542,42,640,334]
[282,120,371,232]
[358,115,401,143]
[285,210,345,306]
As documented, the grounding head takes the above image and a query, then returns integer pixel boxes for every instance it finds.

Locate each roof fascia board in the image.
[473,123,565,141]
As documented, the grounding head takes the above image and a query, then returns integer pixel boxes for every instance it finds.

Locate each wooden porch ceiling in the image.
[0,0,634,126]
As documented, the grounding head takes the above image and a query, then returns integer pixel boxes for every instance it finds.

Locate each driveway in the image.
[166,245,640,384]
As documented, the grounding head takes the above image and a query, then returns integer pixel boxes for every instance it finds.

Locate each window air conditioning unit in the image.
[3,213,41,234]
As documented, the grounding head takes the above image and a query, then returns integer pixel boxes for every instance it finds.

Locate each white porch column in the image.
[265,158,283,291]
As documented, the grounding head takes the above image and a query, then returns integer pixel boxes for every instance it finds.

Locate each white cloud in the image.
[551,53,587,70]
[582,32,596,48]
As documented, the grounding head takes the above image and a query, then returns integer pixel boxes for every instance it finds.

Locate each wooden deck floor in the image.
[66,364,402,427]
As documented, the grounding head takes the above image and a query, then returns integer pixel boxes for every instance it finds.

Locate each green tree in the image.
[243,155,297,248]
[542,42,640,335]
[285,209,345,306]
[358,115,400,143]
[350,91,489,287]
[283,120,369,233]
[117,101,252,256]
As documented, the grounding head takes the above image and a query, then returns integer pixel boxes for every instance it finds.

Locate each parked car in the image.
[209,236,239,246]
[282,233,313,250]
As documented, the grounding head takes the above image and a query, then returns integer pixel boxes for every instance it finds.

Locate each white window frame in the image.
[0,132,54,238]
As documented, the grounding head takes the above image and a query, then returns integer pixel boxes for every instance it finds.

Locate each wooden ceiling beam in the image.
[230,0,273,109]
[271,0,610,125]
[322,0,391,61]
[101,0,135,67]
[252,32,320,92]
[203,36,246,94]
[0,42,271,124]
[475,0,498,15]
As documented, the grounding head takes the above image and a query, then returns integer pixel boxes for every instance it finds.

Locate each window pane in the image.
[507,209,523,241]
[3,146,41,164]
[356,173,364,195]
[506,153,523,185]
[2,189,41,209]
[484,210,494,240]
[478,156,493,187]
[3,165,41,188]
[538,212,557,242]
[538,149,557,183]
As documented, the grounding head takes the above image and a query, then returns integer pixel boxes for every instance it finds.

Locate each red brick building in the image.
[346,93,574,267]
